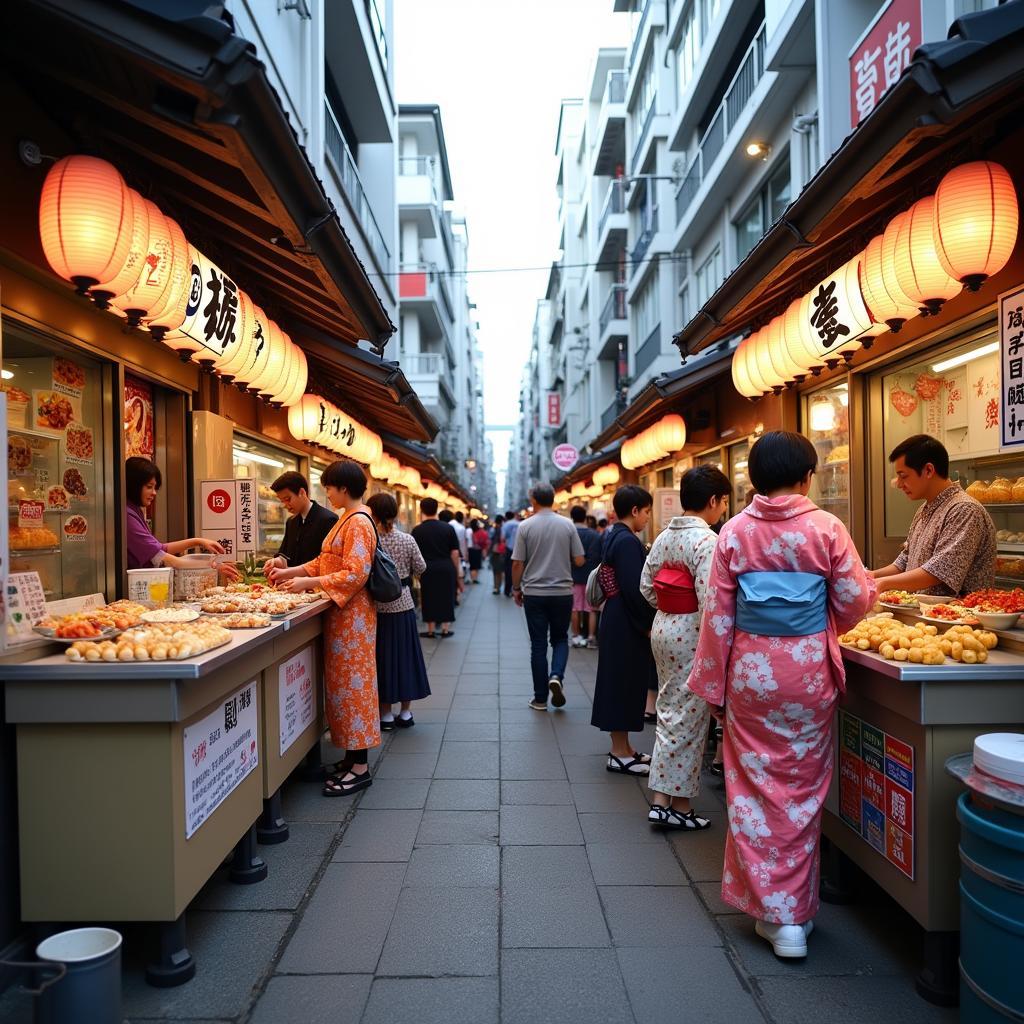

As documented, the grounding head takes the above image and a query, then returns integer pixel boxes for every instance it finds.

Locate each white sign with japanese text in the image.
[172,250,238,359]
[183,680,259,839]
[999,284,1024,450]
[279,645,316,756]
[200,479,257,561]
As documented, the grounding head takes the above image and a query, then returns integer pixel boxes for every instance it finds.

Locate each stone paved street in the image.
[1,583,959,1023]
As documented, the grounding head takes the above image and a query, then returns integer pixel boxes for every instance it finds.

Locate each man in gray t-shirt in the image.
[511,483,585,711]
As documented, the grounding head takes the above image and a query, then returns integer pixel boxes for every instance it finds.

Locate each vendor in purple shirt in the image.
[125,457,239,578]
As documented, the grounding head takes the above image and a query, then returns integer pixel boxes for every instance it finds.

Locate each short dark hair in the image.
[681,465,731,512]
[504,511,515,519]
[321,459,367,498]
[586,515,598,529]
[748,431,818,493]
[570,505,586,523]
[598,518,608,528]
[367,491,398,530]
[530,483,555,507]
[421,497,439,516]
[889,433,949,477]
[439,509,453,522]
[455,511,465,523]
[494,514,504,525]
[125,457,161,505]
[470,518,480,530]
[613,484,653,518]
[271,470,308,496]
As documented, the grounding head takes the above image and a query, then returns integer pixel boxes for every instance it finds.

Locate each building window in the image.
[633,271,659,341]
[695,247,722,307]
[733,154,791,263]
[678,283,690,327]
[675,3,699,99]
[700,0,722,41]
[636,53,657,120]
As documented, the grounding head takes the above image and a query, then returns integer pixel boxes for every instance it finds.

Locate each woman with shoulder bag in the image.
[270,460,379,797]
[687,432,875,959]
[590,485,657,775]
[640,465,730,831]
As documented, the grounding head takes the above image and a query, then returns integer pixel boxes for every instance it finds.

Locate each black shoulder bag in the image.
[347,511,403,603]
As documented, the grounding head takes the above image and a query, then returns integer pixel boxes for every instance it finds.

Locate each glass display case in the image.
[804,381,851,532]
[5,335,107,601]
[878,332,1024,585]
[309,458,329,509]
[728,440,752,511]
[232,435,299,562]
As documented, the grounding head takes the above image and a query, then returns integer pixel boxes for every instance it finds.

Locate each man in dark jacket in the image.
[262,471,338,574]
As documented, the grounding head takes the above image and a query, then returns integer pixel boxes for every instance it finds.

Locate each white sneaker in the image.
[570,636,585,648]
[755,919,812,958]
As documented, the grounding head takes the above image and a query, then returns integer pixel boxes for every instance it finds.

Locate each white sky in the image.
[393,0,629,501]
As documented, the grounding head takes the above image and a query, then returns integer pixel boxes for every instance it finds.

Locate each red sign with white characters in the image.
[206,488,232,515]
[849,0,922,128]
[546,392,561,428]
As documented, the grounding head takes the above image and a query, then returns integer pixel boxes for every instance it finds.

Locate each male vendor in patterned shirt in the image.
[871,434,995,597]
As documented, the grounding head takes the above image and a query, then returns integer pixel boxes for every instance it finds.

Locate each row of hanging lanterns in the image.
[621,413,687,470]
[366,451,460,507]
[732,160,1019,399]
[287,393,383,465]
[38,155,308,406]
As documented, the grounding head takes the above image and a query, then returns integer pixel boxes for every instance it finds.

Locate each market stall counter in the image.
[0,598,329,986]
[826,639,1024,1005]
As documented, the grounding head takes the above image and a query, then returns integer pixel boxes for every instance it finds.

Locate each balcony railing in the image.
[631,96,658,173]
[629,0,653,69]
[598,179,626,238]
[634,324,661,376]
[601,399,620,431]
[324,100,391,273]
[403,352,444,376]
[631,204,659,265]
[599,284,628,334]
[606,69,627,105]
[673,23,767,228]
[399,155,435,176]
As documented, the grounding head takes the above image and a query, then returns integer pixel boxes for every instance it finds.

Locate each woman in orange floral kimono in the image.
[271,460,380,796]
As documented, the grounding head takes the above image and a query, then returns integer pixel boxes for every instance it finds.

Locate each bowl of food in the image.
[971,611,1021,631]
[878,590,920,610]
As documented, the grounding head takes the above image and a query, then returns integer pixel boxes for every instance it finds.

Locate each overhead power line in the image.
[364,251,686,279]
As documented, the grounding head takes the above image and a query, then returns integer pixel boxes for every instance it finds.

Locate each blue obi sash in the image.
[735,571,827,637]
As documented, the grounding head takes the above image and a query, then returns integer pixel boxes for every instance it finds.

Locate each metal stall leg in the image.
[298,738,325,782]
[256,790,289,845]
[819,838,858,905]
[228,825,268,884]
[916,930,959,1007]
[146,913,195,987]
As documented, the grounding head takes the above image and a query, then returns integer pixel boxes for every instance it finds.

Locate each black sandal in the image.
[663,808,710,831]
[606,752,651,775]
[322,757,353,779]
[323,770,372,797]
[395,715,415,729]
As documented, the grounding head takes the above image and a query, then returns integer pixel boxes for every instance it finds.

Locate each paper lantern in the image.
[571,481,587,498]
[782,298,821,376]
[250,320,288,397]
[285,346,308,408]
[91,187,151,310]
[806,256,873,365]
[654,413,686,453]
[808,395,836,432]
[39,155,135,296]
[593,463,620,487]
[113,200,178,327]
[234,305,271,390]
[212,288,253,381]
[744,330,772,395]
[860,233,917,333]
[933,161,1019,291]
[586,483,603,498]
[752,329,784,392]
[765,315,802,387]
[288,394,325,443]
[732,337,757,399]
[894,196,961,316]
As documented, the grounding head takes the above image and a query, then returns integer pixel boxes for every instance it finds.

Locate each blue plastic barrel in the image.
[957,792,1024,1022]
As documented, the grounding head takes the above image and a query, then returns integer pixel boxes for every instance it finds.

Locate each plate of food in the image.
[34,624,123,644]
[63,514,88,537]
[919,603,979,626]
[66,423,94,461]
[35,391,75,431]
[141,606,200,624]
[47,485,69,510]
[878,590,920,610]
[212,612,273,629]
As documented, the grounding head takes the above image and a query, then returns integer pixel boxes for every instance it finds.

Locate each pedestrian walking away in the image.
[569,505,602,649]
[501,511,521,596]
[412,498,463,638]
[269,460,380,797]
[454,509,471,584]
[469,517,488,583]
[640,465,731,831]
[510,484,585,711]
[489,514,507,593]
[687,432,875,959]
[367,492,431,732]
[591,485,656,776]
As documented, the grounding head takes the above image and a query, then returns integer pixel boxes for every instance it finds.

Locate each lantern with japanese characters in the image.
[38,155,135,298]
[212,287,254,381]
[933,161,1019,291]
[806,255,874,364]
[288,393,324,444]
[233,304,271,391]
[111,199,181,328]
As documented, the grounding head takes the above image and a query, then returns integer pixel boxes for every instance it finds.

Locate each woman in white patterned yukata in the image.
[640,465,731,831]
[367,492,431,731]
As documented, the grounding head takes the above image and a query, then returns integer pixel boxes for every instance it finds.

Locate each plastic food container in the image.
[126,567,173,606]
[973,611,1022,631]
[974,733,1024,786]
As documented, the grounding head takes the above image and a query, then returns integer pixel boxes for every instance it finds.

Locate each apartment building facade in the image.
[396,105,489,498]
[228,0,399,336]
[511,0,999,504]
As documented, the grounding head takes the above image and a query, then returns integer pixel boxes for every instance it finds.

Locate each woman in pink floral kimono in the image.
[688,432,875,959]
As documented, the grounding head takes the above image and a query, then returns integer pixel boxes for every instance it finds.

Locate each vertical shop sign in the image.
[183,679,258,839]
[999,284,1024,450]
[837,710,915,878]
[849,0,922,128]
[200,479,257,560]
[279,645,316,756]
[546,392,562,428]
